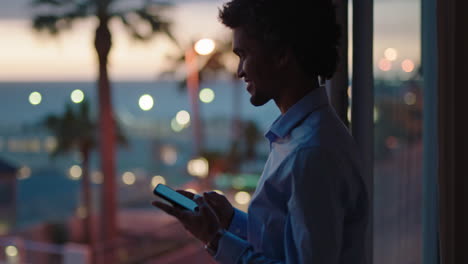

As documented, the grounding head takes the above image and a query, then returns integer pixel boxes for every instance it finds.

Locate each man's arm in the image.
[215,147,347,264]
[287,146,346,263]
[214,231,283,264]
[227,208,248,240]
[203,191,249,240]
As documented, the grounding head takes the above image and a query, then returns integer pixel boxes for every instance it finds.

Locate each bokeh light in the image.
[171,118,184,132]
[139,94,154,111]
[404,92,417,105]
[71,89,85,103]
[151,175,166,188]
[401,59,415,73]
[234,191,251,205]
[76,206,87,219]
[185,188,198,194]
[214,190,224,195]
[384,48,398,61]
[194,38,215,55]
[199,88,215,103]
[232,177,246,190]
[374,107,380,123]
[386,136,400,149]
[160,145,177,165]
[347,107,351,123]
[0,223,8,235]
[5,245,18,257]
[91,171,103,184]
[29,91,42,105]
[122,171,136,185]
[69,165,82,180]
[17,166,31,180]
[44,136,58,153]
[176,110,190,126]
[378,58,392,71]
[187,157,209,178]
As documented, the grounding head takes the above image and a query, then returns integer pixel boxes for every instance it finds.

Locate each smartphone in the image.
[153,183,198,212]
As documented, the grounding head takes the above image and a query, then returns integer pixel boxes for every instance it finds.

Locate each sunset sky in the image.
[0,0,420,82]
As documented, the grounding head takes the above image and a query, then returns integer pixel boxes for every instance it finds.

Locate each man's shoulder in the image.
[287,127,364,180]
[293,106,354,146]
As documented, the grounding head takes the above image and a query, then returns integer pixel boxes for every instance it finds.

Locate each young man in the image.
[153,0,369,263]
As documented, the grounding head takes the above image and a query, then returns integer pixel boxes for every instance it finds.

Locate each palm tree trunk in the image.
[81,147,96,263]
[185,48,203,155]
[95,13,117,262]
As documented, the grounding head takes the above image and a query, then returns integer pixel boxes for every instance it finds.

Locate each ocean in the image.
[0,81,279,229]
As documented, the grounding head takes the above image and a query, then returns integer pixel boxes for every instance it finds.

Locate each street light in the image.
[194,38,216,55]
[185,38,216,155]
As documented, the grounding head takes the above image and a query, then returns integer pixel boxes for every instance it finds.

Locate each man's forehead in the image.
[232,27,251,49]
[232,28,243,45]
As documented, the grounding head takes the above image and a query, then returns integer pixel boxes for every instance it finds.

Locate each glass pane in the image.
[373,0,423,263]
[0,1,275,262]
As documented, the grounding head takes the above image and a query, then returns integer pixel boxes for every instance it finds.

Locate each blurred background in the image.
[0,0,423,263]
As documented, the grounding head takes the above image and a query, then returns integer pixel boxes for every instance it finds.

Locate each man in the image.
[153,0,369,263]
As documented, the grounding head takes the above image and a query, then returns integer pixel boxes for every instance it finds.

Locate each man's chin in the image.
[250,95,270,106]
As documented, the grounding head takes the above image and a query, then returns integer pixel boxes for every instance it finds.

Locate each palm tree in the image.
[161,38,241,153]
[161,38,236,90]
[43,101,96,262]
[43,100,126,263]
[31,0,176,249]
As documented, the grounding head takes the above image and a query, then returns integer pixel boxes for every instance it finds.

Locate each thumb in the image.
[204,191,224,205]
[194,197,214,216]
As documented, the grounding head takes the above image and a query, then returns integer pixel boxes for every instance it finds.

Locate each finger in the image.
[204,191,224,199]
[176,190,196,200]
[198,201,218,222]
[194,197,217,216]
[178,210,193,222]
[194,196,210,214]
[152,201,181,218]
[203,192,224,206]
[203,193,218,207]
[194,195,206,206]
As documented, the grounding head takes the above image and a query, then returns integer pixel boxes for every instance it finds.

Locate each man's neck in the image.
[274,79,319,114]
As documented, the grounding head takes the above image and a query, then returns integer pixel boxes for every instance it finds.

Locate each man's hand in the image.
[152,193,220,244]
[203,191,235,230]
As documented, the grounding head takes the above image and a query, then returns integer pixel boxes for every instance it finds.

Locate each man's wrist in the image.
[205,229,226,256]
[223,209,235,229]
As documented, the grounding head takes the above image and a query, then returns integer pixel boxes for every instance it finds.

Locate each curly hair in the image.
[219,0,340,80]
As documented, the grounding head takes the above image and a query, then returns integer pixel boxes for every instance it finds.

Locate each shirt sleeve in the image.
[286,146,346,263]
[227,208,248,240]
[214,231,283,264]
[214,146,348,264]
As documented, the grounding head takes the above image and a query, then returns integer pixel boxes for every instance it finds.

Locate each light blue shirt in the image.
[214,86,368,264]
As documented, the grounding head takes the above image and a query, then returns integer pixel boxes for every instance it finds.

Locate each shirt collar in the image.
[265,86,329,143]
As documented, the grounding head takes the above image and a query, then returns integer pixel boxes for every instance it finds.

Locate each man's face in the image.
[232,28,281,106]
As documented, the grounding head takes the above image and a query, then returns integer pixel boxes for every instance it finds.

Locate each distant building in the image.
[0,157,17,235]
